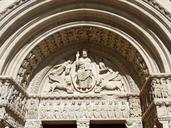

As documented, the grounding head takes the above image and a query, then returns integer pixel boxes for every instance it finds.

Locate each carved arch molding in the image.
[20,26,149,95]
[0,1,171,128]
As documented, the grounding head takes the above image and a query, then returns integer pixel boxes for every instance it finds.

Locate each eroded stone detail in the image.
[26,97,39,119]
[140,75,171,113]
[129,96,142,118]
[126,119,143,128]
[77,120,89,128]
[17,26,149,90]
[39,99,129,120]
[0,0,30,19]
[140,75,171,128]
[45,50,125,94]
[0,77,27,119]
[24,120,42,128]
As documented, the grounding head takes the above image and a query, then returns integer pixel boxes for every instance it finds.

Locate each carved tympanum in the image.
[44,50,126,94]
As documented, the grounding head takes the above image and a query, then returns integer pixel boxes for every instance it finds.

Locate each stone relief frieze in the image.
[0,78,27,118]
[39,99,129,120]
[140,75,171,114]
[43,50,126,94]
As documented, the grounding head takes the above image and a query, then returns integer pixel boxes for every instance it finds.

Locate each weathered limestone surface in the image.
[0,0,171,128]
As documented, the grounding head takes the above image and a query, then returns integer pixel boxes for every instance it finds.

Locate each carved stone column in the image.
[77,120,90,128]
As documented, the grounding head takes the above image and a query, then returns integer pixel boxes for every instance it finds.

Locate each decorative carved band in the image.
[39,99,130,120]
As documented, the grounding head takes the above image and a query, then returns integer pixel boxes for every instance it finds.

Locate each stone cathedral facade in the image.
[0,0,171,128]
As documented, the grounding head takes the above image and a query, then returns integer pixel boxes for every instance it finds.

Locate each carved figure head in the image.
[82,49,88,58]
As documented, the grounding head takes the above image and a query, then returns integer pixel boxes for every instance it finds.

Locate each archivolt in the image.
[0,0,170,90]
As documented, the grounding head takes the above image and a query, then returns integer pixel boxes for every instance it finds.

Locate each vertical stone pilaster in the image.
[77,120,90,128]
[26,97,40,119]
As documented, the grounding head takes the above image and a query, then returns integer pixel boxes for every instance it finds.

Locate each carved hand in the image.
[76,51,80,58]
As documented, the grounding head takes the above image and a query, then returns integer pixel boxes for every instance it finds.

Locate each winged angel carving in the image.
[47,50,125,94]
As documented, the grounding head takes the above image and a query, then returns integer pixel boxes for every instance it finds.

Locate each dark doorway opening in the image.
[43,120,126,128]
[90,120,126,128]
[43,121,77,128]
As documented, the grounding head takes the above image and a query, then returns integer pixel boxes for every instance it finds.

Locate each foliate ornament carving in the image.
[129,97,142,118]
[45,50,126,94]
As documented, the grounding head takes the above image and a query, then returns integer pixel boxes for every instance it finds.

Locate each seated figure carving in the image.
[47,50,125,94]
